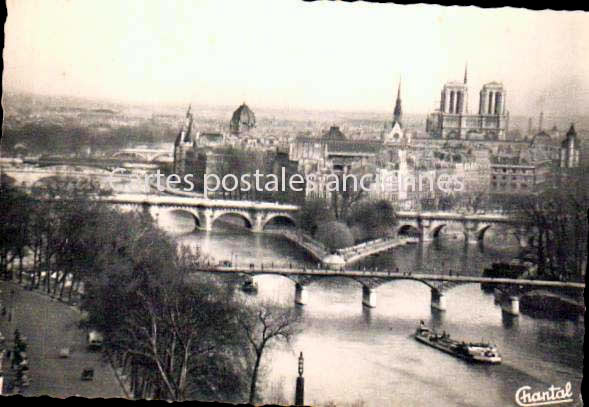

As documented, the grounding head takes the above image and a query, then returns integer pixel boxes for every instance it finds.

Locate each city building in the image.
[489,155,551,195]
[289,126,380,174]
[173,105,196,176]
[426,67,509,140]
[560,124,580,168]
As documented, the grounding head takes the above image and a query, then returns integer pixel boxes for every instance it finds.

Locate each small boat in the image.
[241,279,258,294]
[414,322,502,364]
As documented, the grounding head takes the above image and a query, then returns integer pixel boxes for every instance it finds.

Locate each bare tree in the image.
[510,166,588,281]
[315,221,355,252]
[347,200,397,241]
[239,302,301,404]
[331,165,375,221]
[81,214,251,402]
[462,189,489,214]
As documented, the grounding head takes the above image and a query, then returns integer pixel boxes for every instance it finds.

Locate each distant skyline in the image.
[4,0,589,116]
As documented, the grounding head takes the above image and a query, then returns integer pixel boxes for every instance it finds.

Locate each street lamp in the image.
[295,352,305,406]
[298,352,304,377]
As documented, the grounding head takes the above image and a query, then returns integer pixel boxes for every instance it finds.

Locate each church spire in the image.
[464,63,468,84]
[393,77,402,124]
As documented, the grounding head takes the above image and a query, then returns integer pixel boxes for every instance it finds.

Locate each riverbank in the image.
[265,230,328,261]
[266,230,418,267]
[519,290,585,320]
[337,236,418,264]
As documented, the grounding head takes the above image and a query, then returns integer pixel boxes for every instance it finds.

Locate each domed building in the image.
[230,102,256,135]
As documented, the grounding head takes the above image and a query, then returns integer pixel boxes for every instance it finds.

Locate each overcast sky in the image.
[4,0,589,115]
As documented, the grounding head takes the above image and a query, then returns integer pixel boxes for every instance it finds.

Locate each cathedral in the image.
[426,67,509,140]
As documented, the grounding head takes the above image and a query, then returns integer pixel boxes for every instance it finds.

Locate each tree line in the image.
[509,167,588,282]
[0,176,300,403]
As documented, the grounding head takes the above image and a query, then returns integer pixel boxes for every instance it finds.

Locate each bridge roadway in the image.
[195,265,585,315]
[100,193,300,211]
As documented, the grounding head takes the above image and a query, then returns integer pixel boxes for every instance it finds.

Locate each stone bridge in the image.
[395,211,531,247]
[112,148,174,162]
[102,194,299,233]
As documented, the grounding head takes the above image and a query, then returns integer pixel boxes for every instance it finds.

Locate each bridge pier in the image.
[295,284,308,306]
[514,227,531,249]
[362,286,377,308]
[253,214,264,233]
[502,296,520,316]
[203,209,213,232]
[430,289,447,311]
[421,234,433,243]
[462,229,478,245]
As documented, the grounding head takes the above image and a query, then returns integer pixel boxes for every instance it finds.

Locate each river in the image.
[163,212,584,407]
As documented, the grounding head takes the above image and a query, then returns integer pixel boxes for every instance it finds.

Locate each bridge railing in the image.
[189,264,586,290]
[195,260,421,274]
[197,260,325,270]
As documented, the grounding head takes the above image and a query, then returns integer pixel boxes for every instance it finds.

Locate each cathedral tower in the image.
[440,65,469,115]
[427,66,508,140]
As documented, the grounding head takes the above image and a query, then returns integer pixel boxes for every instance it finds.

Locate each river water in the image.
[163,212,584,407]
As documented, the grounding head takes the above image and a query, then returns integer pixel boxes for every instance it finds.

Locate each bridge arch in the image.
[161,208,202,230]
[376,276,438,291]
[476,225,492,242]
[397,224,421,238]
[251,273,362,287]
[248,272,300,284]
[1,174,18,186]
[430,224,447,239]
[211,210,254,230]
[262,213,297,231]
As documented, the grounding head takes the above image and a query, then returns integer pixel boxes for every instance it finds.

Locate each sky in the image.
[4,0,589,115]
